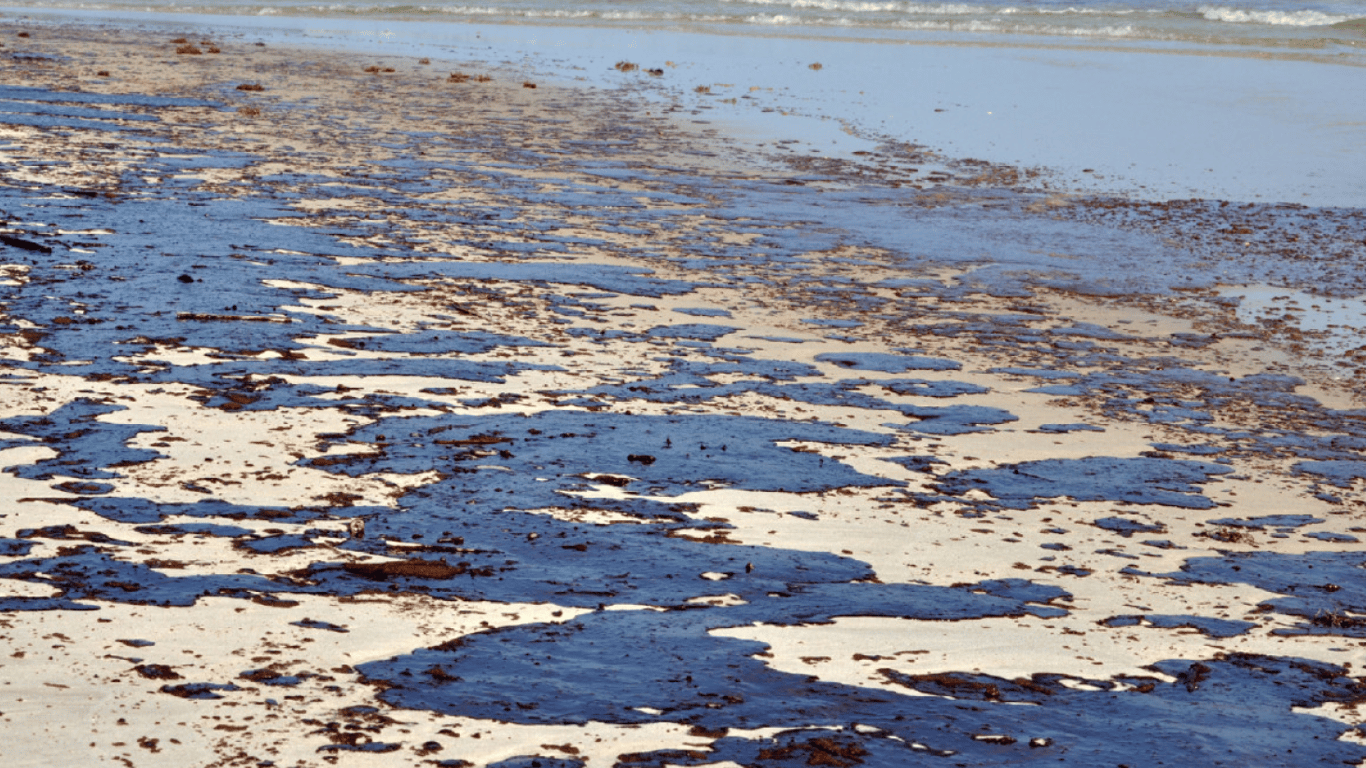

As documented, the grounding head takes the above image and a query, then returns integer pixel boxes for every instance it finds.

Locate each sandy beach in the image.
[3,15,1366,767]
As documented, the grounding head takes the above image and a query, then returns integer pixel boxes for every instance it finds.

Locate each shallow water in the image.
[1223,285,1366,359]
[7,2,1366,206]
[8,0,1366,47]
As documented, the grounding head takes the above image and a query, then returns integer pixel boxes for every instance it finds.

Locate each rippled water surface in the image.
[5,0,1365,52]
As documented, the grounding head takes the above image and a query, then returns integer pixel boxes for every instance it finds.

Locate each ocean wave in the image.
[745,12,804,23]
[714,11,1147,36]
[718,0,1144,16]
[177,1,1155,38]
[19,0,1357,45]
[1198,5,1354,26]
[429,6,597,18]
[239,4,615,18]
[891,18,1138,36]
[721,0,991,13]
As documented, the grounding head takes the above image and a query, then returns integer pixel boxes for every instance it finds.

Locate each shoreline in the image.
[7,7,1366,206]
[2,18,1366,767]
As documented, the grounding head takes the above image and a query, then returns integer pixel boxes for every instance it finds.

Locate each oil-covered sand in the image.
[2,20,1366,767]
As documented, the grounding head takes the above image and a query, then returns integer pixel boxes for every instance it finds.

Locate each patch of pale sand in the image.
[288,196,394,214]
[85,391,436,508]
[0,595,726,759]
[706,380,1146,461]
[0,579,64,599]
[630,487,1065,581]
[0,444,57,474]
[917,421,1163,471]
[0,448,349,570]
[0,496,143,564]
[0,593,581,754]
[0,263,30,288]
[710,598,1366,696]
[711,517,1363,679]
[326,717,708,767]
[518,506,658,526]
[687,593,750,606]
[0,379,75,419]
[119,523,351,577]
[1292,703,1366,744]
[654,468,1346,572]
[633,477,1366,685]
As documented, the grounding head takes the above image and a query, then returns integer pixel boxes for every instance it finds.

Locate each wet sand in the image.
[2,18,1366,767]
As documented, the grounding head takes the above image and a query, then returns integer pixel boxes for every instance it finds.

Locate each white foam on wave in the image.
[269,4,685,22]
[745,12,804,24]
[423,5,601,18]
[1199,5,1353,26]
[426,5,505,14]
[384,3,1150,36]
[600,10,686,20]
[1023,5,1146,15]
[719,0,1142,17]
[892,17,1138,36]
[721,0,992,15]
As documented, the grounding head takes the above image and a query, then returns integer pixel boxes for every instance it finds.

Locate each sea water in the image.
[3,0,1364,204]
[5,0,1365,49]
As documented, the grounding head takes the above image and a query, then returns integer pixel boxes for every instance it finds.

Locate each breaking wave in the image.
[1198,5,1355,26]
[15,0,1366,49]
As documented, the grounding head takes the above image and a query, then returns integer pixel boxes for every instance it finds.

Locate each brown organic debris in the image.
[134,664,182,680]
[343,558,468,580]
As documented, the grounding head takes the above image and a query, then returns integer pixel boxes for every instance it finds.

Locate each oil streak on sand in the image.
[1,14,1365,768]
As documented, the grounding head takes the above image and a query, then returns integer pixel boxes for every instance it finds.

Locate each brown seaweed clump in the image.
[344,558,467,580]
